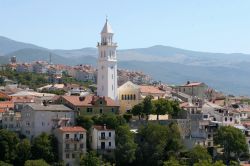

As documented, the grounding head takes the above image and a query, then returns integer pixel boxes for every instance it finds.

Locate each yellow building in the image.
[118,81,140,114]
[118,81,166,114]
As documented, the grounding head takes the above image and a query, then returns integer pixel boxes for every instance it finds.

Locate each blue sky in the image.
[0,0,250,53]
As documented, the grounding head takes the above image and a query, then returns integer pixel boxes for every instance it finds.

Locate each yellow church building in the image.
[118,81,166,114]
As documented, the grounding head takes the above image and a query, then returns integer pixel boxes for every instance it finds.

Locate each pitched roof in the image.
[58,126,86,132]
[0,101,14,109]
[139,85,165,94]
[93,125,114,131]
[0,109,5,113]
[101,19,113,34]
[27,103,73,112]
[62,95,119,107]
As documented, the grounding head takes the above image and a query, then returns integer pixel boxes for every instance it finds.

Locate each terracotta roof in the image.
[0,101,14,109]
[58,126,86,132]
[0,109,5,113]
[0,91,10,100]
[139,85,165,94]
[93,125,114,131]
[62,95,119,107]
[11,96,35,103]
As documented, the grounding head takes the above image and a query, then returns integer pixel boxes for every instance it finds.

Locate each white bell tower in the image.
[97,18,118,101]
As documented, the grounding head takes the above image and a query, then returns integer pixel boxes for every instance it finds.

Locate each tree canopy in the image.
[214,126,248,162]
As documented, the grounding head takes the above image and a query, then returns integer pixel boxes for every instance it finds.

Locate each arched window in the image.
[122,95,124,100]
[134,94,136,100]
[124,95,127,100]
[130,94,133,100]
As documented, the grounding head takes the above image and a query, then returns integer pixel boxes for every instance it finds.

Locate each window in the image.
[87,108,93,113]
[130,94,133,100]
[80,134,83,139]
[80,144,84,149]
[65,134,70,139]
[65,153,70,159]
[100,101,103,105]
[66,144,70,149]
[111,108,114,112]
[122,95,124,100]
[225,117,227,121]
[101,132,105,139]
[74,144,77,150]
[112,74,113,79]
[42,122,45,126]
[109,132,111,137]
[26,121,30,126]
[26,130,30,135]
[134,94,136,100]
[109,142,111,146]
[100,109,103,113]
[112,85,113,90]
[230,117,233,121]
[72,153,75,159]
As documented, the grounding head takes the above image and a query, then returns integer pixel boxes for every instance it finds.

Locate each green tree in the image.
[31,133,58,163]
[115,125,137,166]
[153,98,172,120]
[214,126,248,163]
[163,157,181,166]
[143,95,154,120]
[76,115,94,131]
[24,159,50,166]
[131,103,143,120]
[193,160,225,166]
[0,161,13,166]
[93,114,126,129]
[0,129,19,163]
[14,139,31,166]
[135,123,169,166]
[187,145,211,165]
[165,123,183,158]
[80,151,101,166]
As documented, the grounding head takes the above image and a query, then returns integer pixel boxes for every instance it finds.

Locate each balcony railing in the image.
[65,138,83,142]
[99,136,110,140]
[64,148,84,152]
[97,42,117,47]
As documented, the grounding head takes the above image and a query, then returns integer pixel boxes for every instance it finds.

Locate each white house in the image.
[89,125,116,152]
[54,126,87,166]
[21,103,76,139]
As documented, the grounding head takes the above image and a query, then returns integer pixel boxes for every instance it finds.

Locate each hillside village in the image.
[1,20,250,166]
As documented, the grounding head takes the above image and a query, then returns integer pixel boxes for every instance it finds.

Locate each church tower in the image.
[97,18,118,101]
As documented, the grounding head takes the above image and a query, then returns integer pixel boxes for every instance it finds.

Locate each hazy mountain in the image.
[1,36,250,95]
[0,36,46,55]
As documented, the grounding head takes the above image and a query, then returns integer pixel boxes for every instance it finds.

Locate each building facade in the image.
[97,19,118,101]
[21,103,76,139]
[90,125,116,152]
[54,126,87,166]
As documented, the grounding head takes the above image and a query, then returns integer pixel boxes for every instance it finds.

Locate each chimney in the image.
[79,96,85,101]
[103,124,106,130]
[187,81,190,85]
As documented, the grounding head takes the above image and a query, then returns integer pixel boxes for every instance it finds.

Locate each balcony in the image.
[97,42,117,47]
[64,148,83,153]
[65,138,83,142]
[99,136,110,140]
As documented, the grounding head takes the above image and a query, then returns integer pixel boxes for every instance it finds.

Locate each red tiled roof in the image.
[0,109,5,113]
[139,85,165,94]
[62,95,119,107]
[58,126,86,132]
[11,96,35,103]
[0,91,10,100]
[0,101,14,109]
[93,125,114,131]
